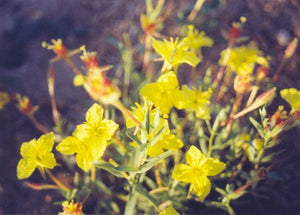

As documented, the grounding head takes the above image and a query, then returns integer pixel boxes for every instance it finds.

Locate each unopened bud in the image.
[256,66,269,82]
[257,167,268,179]
[234,75,252,94]
[284,37,298,59]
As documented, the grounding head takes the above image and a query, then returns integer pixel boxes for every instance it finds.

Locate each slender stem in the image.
[144,33,154,81]
[155,164,162,187]
[177,112,190,138]
[225,92,243,134]
[91,165,96,182]
[212,40,234,90]
[47,65,60,126]
[272,58,286,83]
[207,128,216,157]
[45,168,69,191]
[233,177,259,195]
[113,100,142,127]
[27,113,50,134]
[187,0,205,22]
[63,56,82,75]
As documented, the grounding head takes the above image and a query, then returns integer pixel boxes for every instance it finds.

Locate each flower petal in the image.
[201,158,226,176]
[172,164,194,183]
[17,158,37,179]
[85,103,103,127]
[192,176,211,200]
[56,136,81,155]
[186,145,206,167]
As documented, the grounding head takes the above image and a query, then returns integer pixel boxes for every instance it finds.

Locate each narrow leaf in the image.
[93,160,125,178]
[249,117,265,138]
[138,150,173,173]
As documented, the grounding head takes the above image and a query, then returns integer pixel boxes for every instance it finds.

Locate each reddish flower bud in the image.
[229,27,241,40]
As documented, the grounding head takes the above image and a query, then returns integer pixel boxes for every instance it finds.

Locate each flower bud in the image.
[257,167,268,179]
[234,75,252,94]
[284,37,298,59]
[256,66,269,82]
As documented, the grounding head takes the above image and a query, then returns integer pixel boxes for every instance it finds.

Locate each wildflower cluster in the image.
[1,1,297,214]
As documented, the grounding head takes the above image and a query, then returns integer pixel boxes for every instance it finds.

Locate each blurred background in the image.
[0,0,300,214]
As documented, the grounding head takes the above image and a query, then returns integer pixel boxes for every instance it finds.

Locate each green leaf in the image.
[215,187,227,196]
[93,160,125,178]
[135,184,159,210]
[249,117,265,138]
[144,106,151,134]
[149,126,166,147]
[124,191,138,215]
[138,150,174,173]
[115,164,138,172]
[126,131,143,146]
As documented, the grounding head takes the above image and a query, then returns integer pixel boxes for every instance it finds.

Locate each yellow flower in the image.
[148,132,183,157]
[172,146,225,200]
[42,39,67,56]
[159,206,180,215]
[80,45,98,69]
[56,103,119,172]
[182,25,213,60]
[125,103,156,129]
[280,88,300,113]
[59,200,84,215]
[152,37,200,72]
[0,91,10,110]
[182,85,212,120]
[17,132,56,180]
[82,67,121,105]
[125,103,183,157]
[219,42,269,76]
[140,71,185,116]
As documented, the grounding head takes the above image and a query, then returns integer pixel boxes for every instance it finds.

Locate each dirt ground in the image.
[0,0,300,214]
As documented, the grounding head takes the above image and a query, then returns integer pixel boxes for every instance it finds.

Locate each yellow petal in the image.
[160,133,183,151]
[192,176,211,200]
[186,145,206,167]
[159,206,180,215]
[200,157,226,176]
[100,119,119,139]
[38,153,56,169]
[36,132,55,152]
[157,72,178,90]
[56,136,81,155]
[20,139,37,158]
[280,88,300,112]
[172,164,194,183]
[17,158,37,179]
[152,37,168,60]
[85,103,103,128]
[76,149,93,172]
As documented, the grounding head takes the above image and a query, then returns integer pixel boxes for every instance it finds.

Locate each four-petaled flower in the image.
[152,37,200,72]
[182,85,212,120]
[172,145,225,200]
[56,103,119,172]
[219,42,269,76]
[280,88,300,113]
[182,25,213,60]
[17,132,57,180]
[140,71,185,116]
